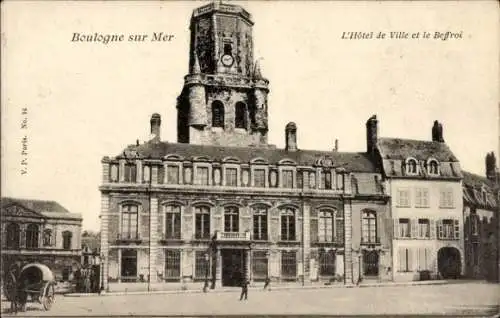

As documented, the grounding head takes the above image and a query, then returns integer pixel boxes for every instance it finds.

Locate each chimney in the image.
[366,115,378,155]
[486,151,497,181]
[333,139,339,152]
[432,120,444,143]
[285,122,297,151]
[150,113,161,142]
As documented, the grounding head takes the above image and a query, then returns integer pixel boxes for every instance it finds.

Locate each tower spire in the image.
[253,58,263,79]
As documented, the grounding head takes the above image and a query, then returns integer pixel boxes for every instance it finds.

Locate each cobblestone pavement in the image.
[2,281,499,316]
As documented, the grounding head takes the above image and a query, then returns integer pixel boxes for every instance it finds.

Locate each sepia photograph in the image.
[1,0,499,316]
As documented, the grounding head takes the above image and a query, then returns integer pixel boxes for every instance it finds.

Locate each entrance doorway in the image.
[221,249,246,286]
[121,249,137,282]
[363,250,379,277]
[438,247,461,279]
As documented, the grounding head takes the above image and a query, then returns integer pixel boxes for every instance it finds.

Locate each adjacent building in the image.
[372,119,465,281]
[1,197,83,282]
[99,2,388,292]
[462,152,499,282]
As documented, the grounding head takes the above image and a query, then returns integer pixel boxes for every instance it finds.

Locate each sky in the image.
[1,1,498,231]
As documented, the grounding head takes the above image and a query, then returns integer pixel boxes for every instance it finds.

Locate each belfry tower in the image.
[177,2,270,147]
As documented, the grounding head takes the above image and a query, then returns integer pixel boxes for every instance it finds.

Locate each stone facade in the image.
[1,197,82,282]
[462,161,499,282]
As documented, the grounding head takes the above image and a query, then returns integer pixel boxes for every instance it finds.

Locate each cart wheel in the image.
[42,284,55,311]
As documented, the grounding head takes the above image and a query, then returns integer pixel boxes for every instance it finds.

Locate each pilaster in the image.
[215,248,222,287]
[302,202,311,283]
[344,199,353,285]
[102,161,110,184]
[119,159,125,182]
[149,197,159,283]
[136,160,143,183]
[100,194,110,291]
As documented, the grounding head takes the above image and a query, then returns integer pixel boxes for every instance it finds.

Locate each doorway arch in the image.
[437,247,461,279]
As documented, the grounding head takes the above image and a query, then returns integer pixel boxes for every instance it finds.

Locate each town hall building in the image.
[98,2,389,292]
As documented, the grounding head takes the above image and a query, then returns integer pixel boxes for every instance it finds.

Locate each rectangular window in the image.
[121,205,138,239]
[252,251,268,280]
[362,212,377,243]
[440,219,454,239]
[165,206,181,239]
[164,250,181,280]
[415,188,429,207]
[195,207,211,239]
[398,248,412,272]
[281,213,296,241]
[418,219,430,238]
[253,208,268,240]
[440,188,454,208]
[281,251,297,279]
[124,164,137,183]
[194,251,210,279]
[253,169,266,187]
[167,165,179,184]
[224,207,239,232]
[417,248,431,271]
[398,218,410,238]
[195,167,209,185]
[397,189,410,207]
[281,170,293,188]
[321,171,332,189]
[319,251,336,276]
[225,168,238,187]
[318,213,333,242]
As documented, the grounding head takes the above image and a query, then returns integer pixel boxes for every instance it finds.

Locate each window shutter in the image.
[453,219,460,240]
[410,219,418,238]
[426,248,432,271]
[437,220,443,239]
[416,248,422,270]
[398,247,405,271]
[407,248,414,271]
[429,219,436,239]
[393,218,399,238]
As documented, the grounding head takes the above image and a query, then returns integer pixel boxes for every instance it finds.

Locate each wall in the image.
[389,179,464,282]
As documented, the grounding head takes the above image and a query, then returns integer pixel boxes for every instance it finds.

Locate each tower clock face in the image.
[221,54,234,67]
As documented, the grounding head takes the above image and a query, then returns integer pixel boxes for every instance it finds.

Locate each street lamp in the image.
[203,252,209,292]
[100,253,105,294]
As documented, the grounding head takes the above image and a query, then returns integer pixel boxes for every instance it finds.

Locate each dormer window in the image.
[427,159,439,176]
[406,158,418,175]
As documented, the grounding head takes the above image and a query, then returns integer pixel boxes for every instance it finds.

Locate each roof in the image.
[2,197,70,214]
[462,171,498,211]
[376,138,462,179]
[110,141,378,173]
[377,138,459,162]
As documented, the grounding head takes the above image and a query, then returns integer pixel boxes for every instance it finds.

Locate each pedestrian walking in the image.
[263,276,271,291]
[239,278,249,301]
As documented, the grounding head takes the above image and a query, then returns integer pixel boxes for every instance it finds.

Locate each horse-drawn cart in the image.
[4,263,56,312]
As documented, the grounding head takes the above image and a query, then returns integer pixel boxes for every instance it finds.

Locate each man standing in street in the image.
[239,277,249,301]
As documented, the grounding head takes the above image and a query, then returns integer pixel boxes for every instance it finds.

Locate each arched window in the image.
[280,207,296,241]
[43,229,52,246]
[121,204,139,239]
[252,206,268,240]
[361,210,377,243]
[428,159,439,175]
[6,223,20,249]
[224,206,239,232]
[406,158,418,175]
[235,102,247,129]
[164,205,181,239]
[212,101,224,128]
[194,206,211,239]
[26,224,39,249]
[62,231,72,250]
